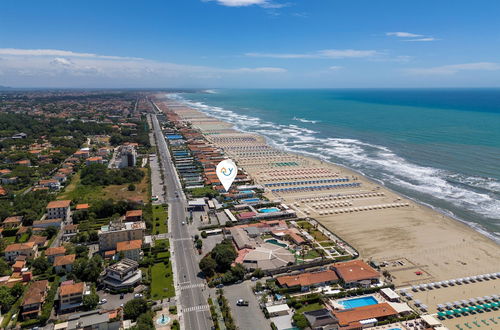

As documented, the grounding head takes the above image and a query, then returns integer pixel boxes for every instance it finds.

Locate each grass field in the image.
[58,168,149,203]
[150,262,175,299]
[296,302,324,313]
[152,205,168,234]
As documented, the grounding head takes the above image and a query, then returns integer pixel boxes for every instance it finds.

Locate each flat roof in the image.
[266,304,290,313]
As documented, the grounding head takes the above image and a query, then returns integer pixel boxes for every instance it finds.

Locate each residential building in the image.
[124,209,142,222]
[332,260,381,288]
[333,303,398,328]
[100,258,142,289]
[86,156,103,165]
[2,215,22,229]
[45,246,66,263]
[62,224,78,241]
[118,145,136,168]
[21,280,49,319]
[55,310,121,330]
[54,254,76,273]
[4,242,38,262]
[116,240,143,261]
[303,309,338,330]
[59,281,86,313]
[28,235,48,248]
[98,221,146,251]
[277,269,339,292]
[46,200,71,221]
[33,218,63,229]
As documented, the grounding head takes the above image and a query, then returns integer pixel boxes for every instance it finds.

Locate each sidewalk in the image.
[212,298,227,330]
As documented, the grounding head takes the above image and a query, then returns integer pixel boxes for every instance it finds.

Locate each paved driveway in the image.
[222,281,271,330]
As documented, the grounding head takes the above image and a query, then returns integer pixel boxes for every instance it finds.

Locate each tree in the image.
[0,258,12,276]
[195,239,203,250]
[230,263,246,281]
[72,255,103,282]
[0,286,15,313]
[128,184,136,191]
[32,256,51,275]
[10,282,24,298]
[135,312,155,330]
[123,298,149,321]
[83,291,99,310]
[252,268,264,279]
[211,240,237,273]
[44,226,58,238]
[201,231,208,239]
[199,255,217,277]
[75,245,89,258]
[292,313,309,329]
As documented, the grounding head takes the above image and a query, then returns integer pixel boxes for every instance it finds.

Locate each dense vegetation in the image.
[80,164,144,186]
[0,190,53,224]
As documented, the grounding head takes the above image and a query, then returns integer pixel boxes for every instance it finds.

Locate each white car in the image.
[99,298,107,305]
[182,221,186,225]
[134,293,143,298]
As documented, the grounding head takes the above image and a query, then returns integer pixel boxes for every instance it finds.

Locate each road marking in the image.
[171,237,192,242]
[182,304,210,313]
[180,283,205,290]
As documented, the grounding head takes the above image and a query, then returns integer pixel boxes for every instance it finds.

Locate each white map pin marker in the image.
[216,159,237,192]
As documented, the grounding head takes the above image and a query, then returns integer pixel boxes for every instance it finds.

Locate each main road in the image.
[151,110,212,330]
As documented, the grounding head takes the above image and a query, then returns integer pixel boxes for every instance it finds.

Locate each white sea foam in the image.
[167,93,500,241]
[293,116,319,124]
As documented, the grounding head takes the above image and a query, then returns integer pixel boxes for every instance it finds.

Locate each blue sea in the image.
[167,89,500,243]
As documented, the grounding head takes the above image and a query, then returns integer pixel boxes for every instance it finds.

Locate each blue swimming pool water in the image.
[241,198,259,203]
[340,296,378,309]
[266,239,287,248]
[259,207,280,213]
[239,190,254,194]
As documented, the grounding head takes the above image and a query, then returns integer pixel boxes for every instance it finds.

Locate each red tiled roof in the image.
[116,239,142,251]
[45,246,66,256]
[59,281,84,296]
[4,242,36,252]
[53,254,75,266]
[277,269,339,287]
[47,200,71,208]
[334,303,397,327]
[333,260,380,283]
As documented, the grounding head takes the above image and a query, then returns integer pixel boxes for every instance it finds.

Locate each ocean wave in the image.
[167,93,500,241]
[293,116,319,124]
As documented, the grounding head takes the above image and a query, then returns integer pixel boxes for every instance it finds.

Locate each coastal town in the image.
[0,90,498,330]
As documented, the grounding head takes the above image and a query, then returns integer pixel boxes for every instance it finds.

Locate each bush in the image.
[201,231,208,238]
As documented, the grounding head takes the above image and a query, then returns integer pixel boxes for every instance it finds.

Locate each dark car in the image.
[120,293,124,299]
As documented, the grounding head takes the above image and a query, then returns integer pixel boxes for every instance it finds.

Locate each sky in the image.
[1,0,500,88]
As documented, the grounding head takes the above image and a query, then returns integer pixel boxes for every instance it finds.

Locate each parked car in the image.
[236,299,249,306]
[235,280,243,284]
[120,293,124,299]
[216,284,224,289]
[99,298,107,305]
[134,293,143,298]
[251,277,258,281]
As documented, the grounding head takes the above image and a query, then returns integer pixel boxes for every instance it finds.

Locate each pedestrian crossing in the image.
[182,304,210,313]
[180,283,205,290]
[171,237,191,242]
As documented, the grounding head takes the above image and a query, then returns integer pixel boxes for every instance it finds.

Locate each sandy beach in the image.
[157,97,500,288]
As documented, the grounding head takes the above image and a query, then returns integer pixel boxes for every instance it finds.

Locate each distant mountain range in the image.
[0,85,12,90]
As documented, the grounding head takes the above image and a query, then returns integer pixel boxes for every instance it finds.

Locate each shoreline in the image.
[172,92,500,245]
[157,94,500,286]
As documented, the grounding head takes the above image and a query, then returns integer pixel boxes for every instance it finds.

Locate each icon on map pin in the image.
[216,159,237,192]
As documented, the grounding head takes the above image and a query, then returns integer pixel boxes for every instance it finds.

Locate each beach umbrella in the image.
[445,310,454,316]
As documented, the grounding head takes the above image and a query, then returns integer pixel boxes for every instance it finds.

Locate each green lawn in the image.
[150,262,175,299]
[4,236,16,244]
[152,205,168,234]
[303,249,321,259]
[18,233,30,243]
[296,302,324,313]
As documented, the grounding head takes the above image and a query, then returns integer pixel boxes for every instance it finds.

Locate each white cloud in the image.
[386,32,437,42]
[386,32,423,38]
[328,66,342,71]
[402,37,437,42]
[0,48,286,87]
[406,62,500,75]
[245,49,379,59]
[205,0,285,8]
[0,48,140,60]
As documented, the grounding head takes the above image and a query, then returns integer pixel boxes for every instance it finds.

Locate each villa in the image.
[277,269,339,292]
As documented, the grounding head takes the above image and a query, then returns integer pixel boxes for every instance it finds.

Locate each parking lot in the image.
[222,281,271,330]
[97,289,143,310]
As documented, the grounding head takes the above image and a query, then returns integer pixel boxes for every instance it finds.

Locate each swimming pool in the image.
[259,207,280,213]
[266,239,288,248]
[340,296,378,309]
[241,198,260,203]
